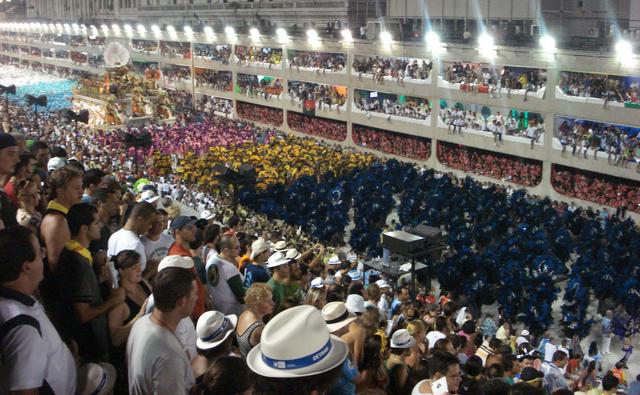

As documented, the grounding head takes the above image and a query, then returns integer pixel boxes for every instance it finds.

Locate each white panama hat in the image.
[391,329,417,349]
[246,305,348,378]
[321,301,357,333]
[196,310,238,350]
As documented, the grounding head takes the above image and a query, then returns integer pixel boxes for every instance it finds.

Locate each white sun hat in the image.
[285,248,301,260]
[375,279,390,289]
[246,305,348,378]
[77,362,117,395]
[157,255,194,272]
[310,277,325,289]
[345,294,365,314]
[391,329,417,349]
[196,310,238,350]
[272,240,288,252]
[328,255,341,265]
[321,301,357,333]
[266,251,289,268]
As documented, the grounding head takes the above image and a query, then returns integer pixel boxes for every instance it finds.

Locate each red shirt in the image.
[168,242,206,321]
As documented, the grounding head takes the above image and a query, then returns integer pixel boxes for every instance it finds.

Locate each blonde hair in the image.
[244,283,272,309]
[406,320,426,337]
[303,287,326,309]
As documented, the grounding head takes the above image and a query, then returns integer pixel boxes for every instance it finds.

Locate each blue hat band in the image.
[262,339,332,370]
[201,318,230,343]
[394,337,413,347]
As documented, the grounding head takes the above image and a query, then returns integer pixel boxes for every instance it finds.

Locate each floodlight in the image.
[225,26,235,37]
[307,29,319,41]
[616,40,633,57]
[380,31,392,45]
[276,28,287,41]
[249,27,260,41]
[111,24,120,33]
[204,26,214,36]
[340,29,352,42]
[478,32,495,50]
[183,25,193,36]
[425,31,441,49]
[137,24,146,34]
[539,35,556,52]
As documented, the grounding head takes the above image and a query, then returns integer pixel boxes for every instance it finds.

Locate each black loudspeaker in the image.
[407,225,442,246]
[383,230,425,256]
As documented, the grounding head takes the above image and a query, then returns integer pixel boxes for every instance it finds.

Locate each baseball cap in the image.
[170,215,197,231]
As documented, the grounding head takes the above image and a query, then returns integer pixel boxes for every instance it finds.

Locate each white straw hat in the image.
[266,251,289,268]
[328,256,341,265]
[246,305,348,378]
[273,240,288,252]
[391,329,417,349]
[250,238,271,260]
[285,248,301,260]
[345,294,365,314]
[375,279,390,289]
[196,310,238,350]
[310,277,325,289]
[76,362,117,395]
[321,301,357,333]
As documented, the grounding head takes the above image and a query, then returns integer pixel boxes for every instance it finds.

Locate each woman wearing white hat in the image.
[247,305,348,394]
[386,329,418,395]
[303,277,327,310]
[192,310,238,380]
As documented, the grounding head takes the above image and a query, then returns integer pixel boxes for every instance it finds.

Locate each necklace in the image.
[151,313,191,360]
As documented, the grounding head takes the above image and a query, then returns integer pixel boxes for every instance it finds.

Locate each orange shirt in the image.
[168,242,206,321]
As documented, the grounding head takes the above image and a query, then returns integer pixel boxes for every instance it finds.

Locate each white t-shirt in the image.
[0,291,76,395]
[206,255,244,316]
[426,330,447,350]
[544,342,557,362]
[141,233,175,265]
[144,295,197,361]
[108,228,148,272]
[127,315,195,395]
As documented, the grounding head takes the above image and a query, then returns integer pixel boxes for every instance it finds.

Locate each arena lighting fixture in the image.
[204,26,214,36]
[63,23,71,33]
[478,32,495,51]
[167,25,175,33]
[425,30,441,49]
[307,29,319,41]
[72,23,79,32]
[615,40,633,58]
[340,28,352,42]
[249,27,260,41]
[539,34,556,53]
[151,24,161,37]
[276,27,288,41]
[225,26,236,38]
[380,31,392,45]
[100,24,109,32]
[183,25,193,36]
[49,23,56,31]
[111,24,121,34]
[55,23,63,31]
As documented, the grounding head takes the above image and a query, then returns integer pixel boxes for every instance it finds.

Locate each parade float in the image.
[72,41,175,127]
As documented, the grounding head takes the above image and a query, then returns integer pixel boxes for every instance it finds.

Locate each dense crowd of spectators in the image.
[440,107,545,148]
[159,40,191,58]
[161,65,191,84]
[287,111,347,141]
[552,165,640,213]
[237,101,283,125]
[556,118,640,168]
[287,50,346,71]
[443,63,547,99]
[0,80,639,395]
[196,95,233,116]
[558,71,640,106]
[236,74,283,99]
[193,43,232,63]
[352,56,432,83]
[234,45,282,66]
[355,91,431,121]
[288,81,347,110]
[194,69,232,92]
[353,124,431,160]
[437,142,543,186]
[130,38,159,53]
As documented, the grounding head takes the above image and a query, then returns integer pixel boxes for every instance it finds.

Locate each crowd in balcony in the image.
[354,90,431,121]
[287,111,347,141]
[352,56,432,83]
[287,81,347,110]
[353,125,431,160]
[440,106,545,148]
[437,142,543,186]
[236,74,283,99]
[197,95,233,116]
[287,50,346,71]
[556,118,640,170]
[131,39,159,53]
[234,46,282,67]
[558,71,640,107]
[162,65,191,84]
[442,63,547,99]
[552,165,640,214]
[87,54,104,68]
[194,70,232,92]
[193,43,232,63]
[237,101,283,125]
[70,51,87,65]
[159,40,191,59]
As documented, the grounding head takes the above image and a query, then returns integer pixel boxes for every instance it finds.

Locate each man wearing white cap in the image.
[243,238,271,288]
[127,266,198,395]
[376,279,392,320]
[266,251,290,312]
[247,305,348,394]
[516,329,531,348]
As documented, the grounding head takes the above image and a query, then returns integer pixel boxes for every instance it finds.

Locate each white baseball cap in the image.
[158,255,194,272]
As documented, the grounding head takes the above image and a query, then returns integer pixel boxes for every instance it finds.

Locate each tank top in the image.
[236,320,264,358]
